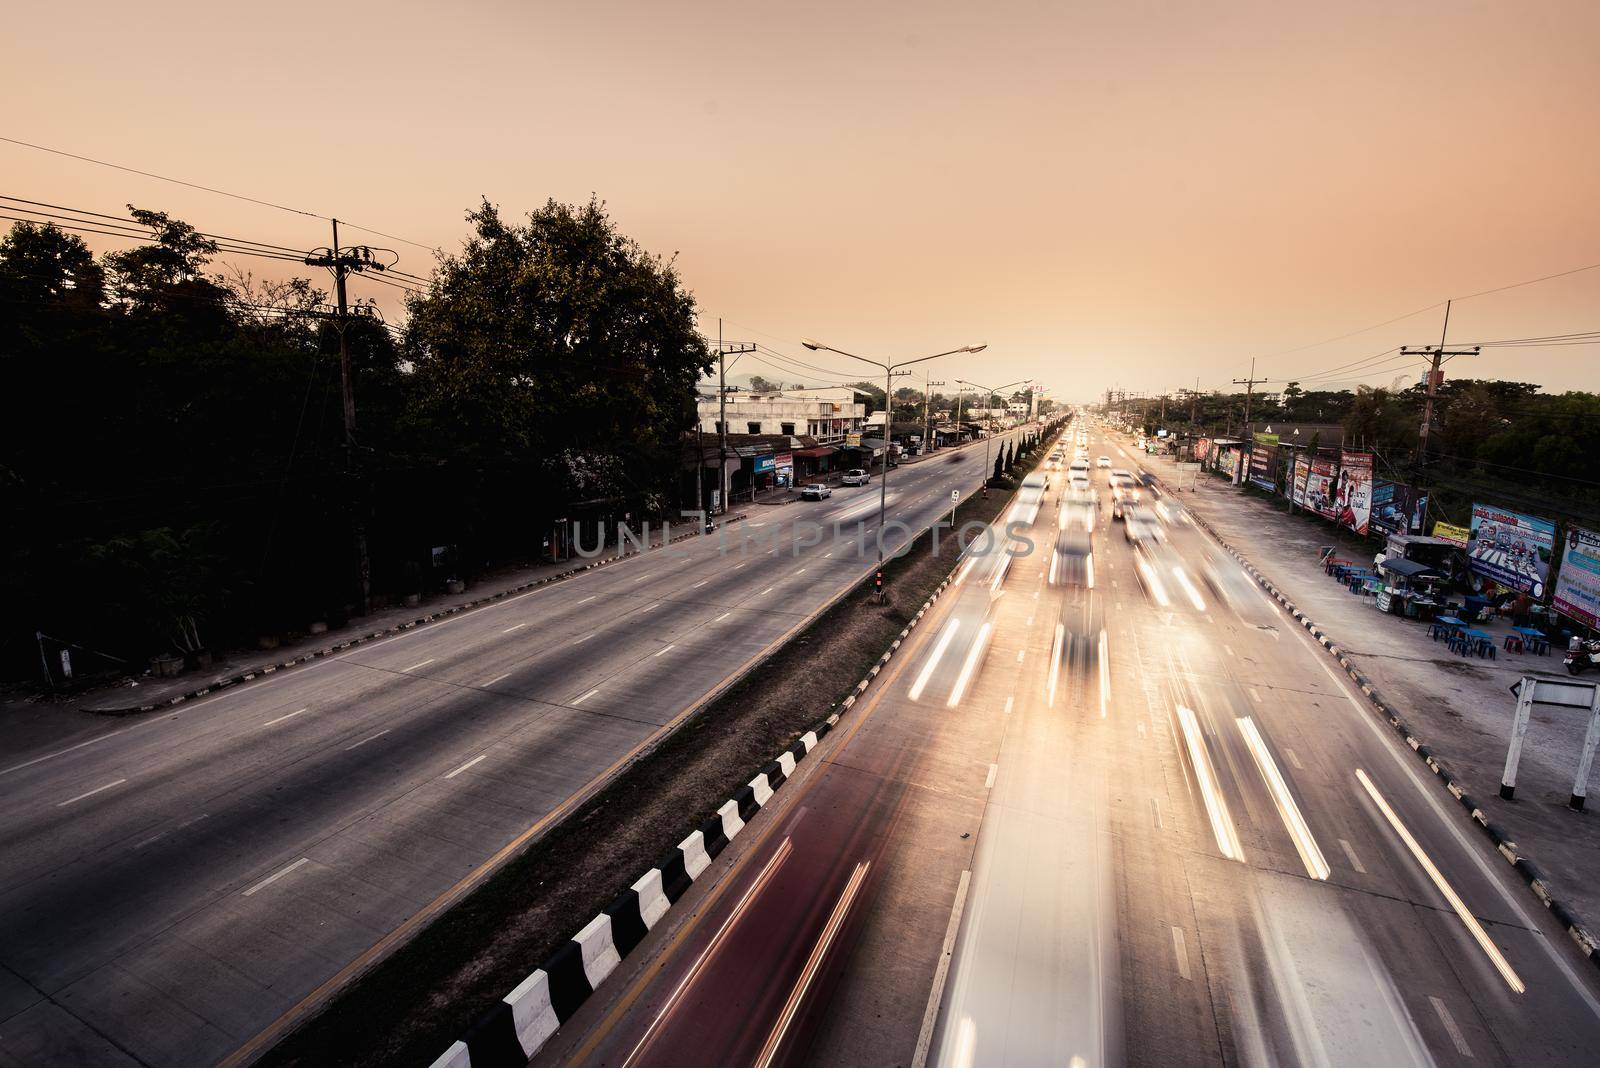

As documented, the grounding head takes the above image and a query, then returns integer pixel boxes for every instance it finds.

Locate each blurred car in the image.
[841,468,871,486]
[1051,524,1094,587]
[1124,504,1162,546]
[1096,455,1111,468]
[1110,470,1141,518]
[799,483,832,500]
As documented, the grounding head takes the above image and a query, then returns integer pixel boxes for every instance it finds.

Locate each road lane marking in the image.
[634,573,653,582]
[1429,996,1473,1058]
[263,708,309,728]
[1151,797,1163,829]
[1339,837,1367,874]
[502,623,527,633]
[58,778,127,807]
[753,860,871,1067]
[573,688,600,706]
[1015,648,1025,663]
[1223,644,1235,658]
[402,658,435,672]
[1003,695,1014,715]
[483,673,511,687]
[345,729,391,751]
[1355,768,1525,993]
[444,754,488,780]
[624,838,795,1067]
[577,595,597,604]
[1284,747,1303,769]
[653,644,676,658]
[1237,717,1329,880]
[243,857,311,897]
[911,869,972,1068]
[639,603,659,613]
[984,763,997,789]
[691,580,707,589]
[760,587,774,595]
[1171,926,1192,979]
[794,568,807,575]
[714,612,731,622]
[1249,687,1263,703]
[573,632,597,644]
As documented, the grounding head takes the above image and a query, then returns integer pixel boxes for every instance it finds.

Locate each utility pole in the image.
[1403,301,1479,468]
[1232,358,1272,442]
[713,317,756,515]
[305,220,389,615]
[924,376,944,452]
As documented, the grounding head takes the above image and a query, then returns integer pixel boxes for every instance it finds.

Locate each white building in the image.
[696,386,868,444]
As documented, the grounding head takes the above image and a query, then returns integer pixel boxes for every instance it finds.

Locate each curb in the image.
[83,515,750,717]
[1155,468,1600,974]
[429,569,963,1068]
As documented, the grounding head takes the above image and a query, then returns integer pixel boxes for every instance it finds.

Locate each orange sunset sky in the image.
[4,0,1598,399]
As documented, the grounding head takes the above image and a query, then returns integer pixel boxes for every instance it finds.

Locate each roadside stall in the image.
[1375,556,1444,619]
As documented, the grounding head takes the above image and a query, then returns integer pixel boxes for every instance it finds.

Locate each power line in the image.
[0,135,440,252]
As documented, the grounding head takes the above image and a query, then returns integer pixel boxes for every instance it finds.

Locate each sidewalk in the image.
[1138,445,1600,934]
[0,512,748,757]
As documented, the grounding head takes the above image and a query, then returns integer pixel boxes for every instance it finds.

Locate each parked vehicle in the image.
[1566,637,1600,676]
[842,468,871,486]
[800,483,833,501]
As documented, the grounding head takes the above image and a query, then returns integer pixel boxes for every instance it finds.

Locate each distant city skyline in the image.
[5,0,1597,400]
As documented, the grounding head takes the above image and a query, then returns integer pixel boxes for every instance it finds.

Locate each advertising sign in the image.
[774,451,794,487]
[1306,454,1339,520]
[1336,450,1374,535]
[1433,521,1470,547]
[1469,502,1556,597]
[753,454,776,474]
[1554,525,1600,629]
[845,432,862,447]
[1195,438,1212,465]
[1248,445,1277,492]
[1370,482,1428,536]
[1290,454,1311,506]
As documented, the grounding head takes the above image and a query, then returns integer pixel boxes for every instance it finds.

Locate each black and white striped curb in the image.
[1166,480,1600,973]
[429,567,964,1068]
[84,515,748,717]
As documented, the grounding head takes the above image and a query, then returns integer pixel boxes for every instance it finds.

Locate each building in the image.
[695,386,868,444]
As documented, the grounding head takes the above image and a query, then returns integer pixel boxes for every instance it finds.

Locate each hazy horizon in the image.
[5,0,1597,401]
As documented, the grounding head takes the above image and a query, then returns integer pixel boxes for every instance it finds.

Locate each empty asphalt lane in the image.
[0,428,1032,1066]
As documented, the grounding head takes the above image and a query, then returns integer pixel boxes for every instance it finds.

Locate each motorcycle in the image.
[1565,636,1600,675]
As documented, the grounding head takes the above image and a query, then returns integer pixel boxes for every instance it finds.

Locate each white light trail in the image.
[1098,629,1110,718]
[909,619,962,702]
[1137,558,1170,606]
[1048,623,1064,707]
[1176,705,1245,862]
[1171,566,1207,612]
[1236,717,1329,880]
[947,622,992,708]
[1355,768,1525,994]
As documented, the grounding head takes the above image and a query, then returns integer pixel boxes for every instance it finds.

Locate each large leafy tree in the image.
[401,198,710,548]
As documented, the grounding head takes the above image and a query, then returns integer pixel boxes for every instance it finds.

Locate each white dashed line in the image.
[573,688,600,705]
[483,673,511,687]
[573,632,597,644]
[1284,748,1303,770]
[1339,837,1367,874]
[402,658,436,672]
[653,644,676,658]
[502,623,528,633]
[242,857,311,897]
[345,729,391,751]
[577,595,597,605]
[760,587,774,595]
[692,581,707,589]
[715,612,732,622]
[58,778,127,807]
[1430,997,1473,1057]
[263,708,308,728]
[984,763,997,789]
[1015,649,1025,663]
[1171,926,1191,979]
[444,754,488,779]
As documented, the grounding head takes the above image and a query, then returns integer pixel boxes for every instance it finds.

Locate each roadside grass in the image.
[262,442,1049,1067]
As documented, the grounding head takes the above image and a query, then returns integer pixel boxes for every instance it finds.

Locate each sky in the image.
[5,0,1599,402]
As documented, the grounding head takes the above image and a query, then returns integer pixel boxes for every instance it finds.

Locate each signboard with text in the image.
[1433,521,1470,547]
[1290,454,1311,506]
[1306,454,1339,520]
[1469,502,1556,597]
[1554,525,1600,629]
[1248,445,1277,492]
[1337,450,1374,535]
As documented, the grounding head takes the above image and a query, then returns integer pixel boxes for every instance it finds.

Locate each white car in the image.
[841,468,871,486]
[799,483,832,500]
[1097,455,1111,468]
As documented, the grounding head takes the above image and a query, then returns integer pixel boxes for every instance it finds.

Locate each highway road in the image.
[538,421,1600,1068]
[0,428,1031,1067]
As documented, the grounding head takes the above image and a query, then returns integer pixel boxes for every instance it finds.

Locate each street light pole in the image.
[802,339,986,570]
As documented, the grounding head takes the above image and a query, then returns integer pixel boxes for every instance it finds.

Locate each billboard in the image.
[1336,450,1373,535]
[1433,521,1470,547]
[1248,445,1277,492]
[1306,454,1339,520]
[1554,525,1600,629]
[1370,480,1426,536]
[1290,454,1311,506]
[753,454,776,474]
[1468,502,1556,597]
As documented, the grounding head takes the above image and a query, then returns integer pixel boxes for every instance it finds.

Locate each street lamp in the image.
[802,338,986,566]
[957,378,1029,497]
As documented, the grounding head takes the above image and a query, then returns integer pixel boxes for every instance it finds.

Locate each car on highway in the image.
[1109,469,1140,518]
[1097,455,1111,468]
[1123,503,1161,546]
[799,483,832,500]
[841,468,871,486]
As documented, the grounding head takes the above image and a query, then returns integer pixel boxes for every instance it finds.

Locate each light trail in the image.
[1048,623,1064,707]
[1355,769,1525,994]
[1176,705,1245,861]
[909,619,962,702]
[947,622,993,708]
[1236,717,1329,879]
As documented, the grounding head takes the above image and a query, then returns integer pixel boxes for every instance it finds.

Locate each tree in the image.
[748,375,779,393]
[993,451,1004,482]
